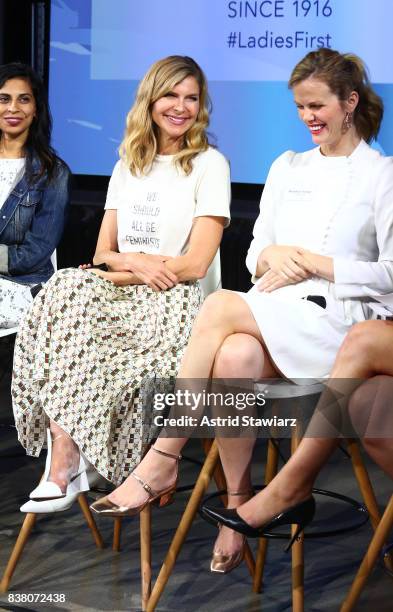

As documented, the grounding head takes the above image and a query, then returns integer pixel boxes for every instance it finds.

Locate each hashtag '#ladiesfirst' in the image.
[227,32,237,48]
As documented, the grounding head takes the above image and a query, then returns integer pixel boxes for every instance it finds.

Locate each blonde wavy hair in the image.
[120,56,210,176]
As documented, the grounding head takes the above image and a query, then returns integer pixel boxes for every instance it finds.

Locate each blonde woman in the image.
[13,55,230,512]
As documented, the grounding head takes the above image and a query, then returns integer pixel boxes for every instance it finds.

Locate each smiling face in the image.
[0,78,36,145]
[151,75,200,154]
[293,77,359,156]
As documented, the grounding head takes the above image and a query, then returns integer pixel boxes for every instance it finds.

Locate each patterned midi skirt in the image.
[12,268,202,485]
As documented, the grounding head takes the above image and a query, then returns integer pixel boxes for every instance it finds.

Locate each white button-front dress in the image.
[238,140,393,380]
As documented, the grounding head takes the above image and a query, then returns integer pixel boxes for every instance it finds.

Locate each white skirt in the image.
[237,283,357,380]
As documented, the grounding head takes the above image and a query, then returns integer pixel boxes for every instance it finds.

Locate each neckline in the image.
[0,157,25,162]
[316,139,365,162]
[155,153,176,162]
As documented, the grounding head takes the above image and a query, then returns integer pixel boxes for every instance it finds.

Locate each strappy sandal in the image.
[90,446,182,517]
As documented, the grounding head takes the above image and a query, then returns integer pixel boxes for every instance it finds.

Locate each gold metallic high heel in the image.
[90,446,182,517]
[210,489,253,574]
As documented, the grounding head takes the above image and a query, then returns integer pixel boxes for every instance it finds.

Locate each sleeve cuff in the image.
[333,256,353,285]
[0,244,9,274]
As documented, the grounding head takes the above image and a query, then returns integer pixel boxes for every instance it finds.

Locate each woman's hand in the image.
[129,253,178,291]
[85,268,111,281]
[259,245,317,282]
[257,269,300,292]
[257,249,335,291]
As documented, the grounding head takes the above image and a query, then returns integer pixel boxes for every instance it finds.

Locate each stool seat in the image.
[0,327,18,338]
[254,379,324,399]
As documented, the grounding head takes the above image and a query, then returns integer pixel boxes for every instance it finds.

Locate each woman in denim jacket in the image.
[0,63,71,328]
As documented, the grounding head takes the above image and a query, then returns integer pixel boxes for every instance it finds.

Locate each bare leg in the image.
[346,322,393,480]
[107,291,266,508]
[47,420,80,493]
[235,320,393,527]
[212,333,279,559]
[349,375,393,480]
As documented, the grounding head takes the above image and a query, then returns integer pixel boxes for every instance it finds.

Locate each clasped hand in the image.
[257,245,317,292]
[79,253,178,291]
[126,253,178,291]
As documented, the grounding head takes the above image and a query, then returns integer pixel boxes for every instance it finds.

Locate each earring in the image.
[343,111,353,132]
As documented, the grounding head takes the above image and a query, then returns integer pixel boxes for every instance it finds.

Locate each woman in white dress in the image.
[12,56,230,513]
[91,49,393,571]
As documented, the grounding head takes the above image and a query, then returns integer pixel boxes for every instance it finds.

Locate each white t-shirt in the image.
[104,147,230,256]
[0,158,25,210]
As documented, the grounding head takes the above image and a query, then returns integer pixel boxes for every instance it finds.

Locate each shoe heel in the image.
[68,469,90,495]
[157,490,175,508]
[284,523,303,553]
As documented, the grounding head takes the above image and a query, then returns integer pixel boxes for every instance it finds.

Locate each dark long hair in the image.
[0,62,60,182]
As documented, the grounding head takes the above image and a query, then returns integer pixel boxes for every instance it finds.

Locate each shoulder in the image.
[356,141,393,180]
[192,147,230,173]
[32,155,71,185]
[53,158,71,181]
[110,158,133,182]
[360,140,393,164]
[268,148,316,174]
[34,157,71,190]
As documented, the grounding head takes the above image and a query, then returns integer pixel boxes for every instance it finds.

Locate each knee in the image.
[348,379,372,426]
[50,267,84,285]
[338,321,381,367]
[193,290,232,332]
[349,374,393,435]
[214,334,262,377]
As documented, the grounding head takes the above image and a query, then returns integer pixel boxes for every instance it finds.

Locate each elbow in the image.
[193,263,210,280]
[92,250,103,265]
[93,250,110,266]
[195,268,208,280]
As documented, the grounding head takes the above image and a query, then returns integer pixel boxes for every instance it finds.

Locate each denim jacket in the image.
[0,155,71,284]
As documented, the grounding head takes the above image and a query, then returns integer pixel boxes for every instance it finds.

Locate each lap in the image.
[201,289,265,344]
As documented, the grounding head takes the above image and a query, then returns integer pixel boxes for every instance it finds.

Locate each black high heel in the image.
[200,496,315,552]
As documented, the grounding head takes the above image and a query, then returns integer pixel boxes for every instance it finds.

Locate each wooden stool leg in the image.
[292,528,305,612]
[341,495,393,612]
[78,493,104,549]
[202,439,255,579]
[253,439,280,593]
[347,439,393,572]
[0,513,37,592]
[112,518,122,552]
[146,441,219,612]
[140,504,152,611]
[291,425,304,612]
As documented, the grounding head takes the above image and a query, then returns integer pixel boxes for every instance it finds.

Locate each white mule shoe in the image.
[22,465,103,513]
[29,428,90,501]
[20,493,78,513]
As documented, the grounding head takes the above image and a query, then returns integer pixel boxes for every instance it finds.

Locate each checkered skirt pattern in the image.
[12,268,202,485]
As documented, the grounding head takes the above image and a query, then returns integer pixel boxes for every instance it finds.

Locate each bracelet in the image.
[89,263,109,272]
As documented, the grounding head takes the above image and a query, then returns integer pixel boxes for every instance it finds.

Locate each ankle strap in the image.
[152,446,182,461]
[131,472,158,498]
[51,434,64,442]
[226,489,254,496]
